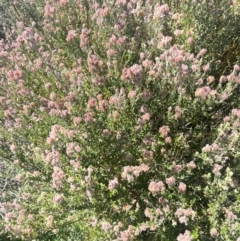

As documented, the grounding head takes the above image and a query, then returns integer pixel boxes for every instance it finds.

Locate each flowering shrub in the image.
[0,0,240,240]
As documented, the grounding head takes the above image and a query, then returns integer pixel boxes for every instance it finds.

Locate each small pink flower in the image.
[114,22,124,30]
[195,86,211,99]
[197,48,207,58]
[154,4,170,19]
[212,164,222,176]
[98,99,108,112]
[87,167,93,175]
[160,36,173,48]
[165,136,172,143]
[60,0,69,5]
[178,182,187,193]
[234,64,240,72]
[74,145,81,152]
[159,126,170,137]
[219,75,227,83]
[109,96,120,105]
[128,90,137,99]
[224,209,237,220]
[141,113,151,122]
[10,144,17,154]
[210,228,218,237]
[140,164,149,172]
[102,129,111,137]
[142,59,153,68]
[90,217,98,227]
[174,29,183,37]
[117,36,126,45]
[107,49,117,56]
[87,98,97,110]
[108,177,119,190]
[166,176,176,187]
[186,161,196,170]
[208,77,215,85]
[102,221,112,231]
[223,116,230,122]
[173,164,182,173]
[174,106,183,119]
[143,149,153,159]
[84,112,94,123]
[126,64,143,84]
[14,159,19,165]
[144,208,154,220]
[140,223,148,231]
[70,160,80,170]
[148,181,165,194]
[202,144,212,152]
[177,230,192,241]
[220,92,228,101]
[179,216,188,225]
[211,143,219,151]
[15,173,24,182]
[80,28,90,48]
[140,104,148,113]
[187,37,194,45]
[73,117,81,126]
[53,194,64,204]
[112,111,119,121]
[203,63,210,72]
[196,78,203,85]
[174,55,183,63]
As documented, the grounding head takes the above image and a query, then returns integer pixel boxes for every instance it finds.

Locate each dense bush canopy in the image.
[0,0,240,240]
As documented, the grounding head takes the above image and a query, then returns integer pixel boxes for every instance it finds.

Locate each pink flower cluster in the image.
[231,108,240,118]
[195,86,212,99]
[159,125,170,137]
[175,208,195,225]
[101,221,112,232]
[87,54,104,73]
[66,30,77,42]
[44,2,55,18]
[44,149,61,166]
[177,230,192,241]
[178,182,187,193]
[210,228,218,237]
[148,181,165,195]
[212,164,223,176]
[108,177,119,190]
[165,176,176,187]
[159,126,172,143]
[202,143,220,153]
[174,106,183,119]
[52,166,65,190]
[121,64,143,85]
[154,4,170,19]
[118,225,135,241]
[121,164,149,182]
[53,194,64,204]
[46,125,62,144]
[66,142,81,156]
[80,28,90,48]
